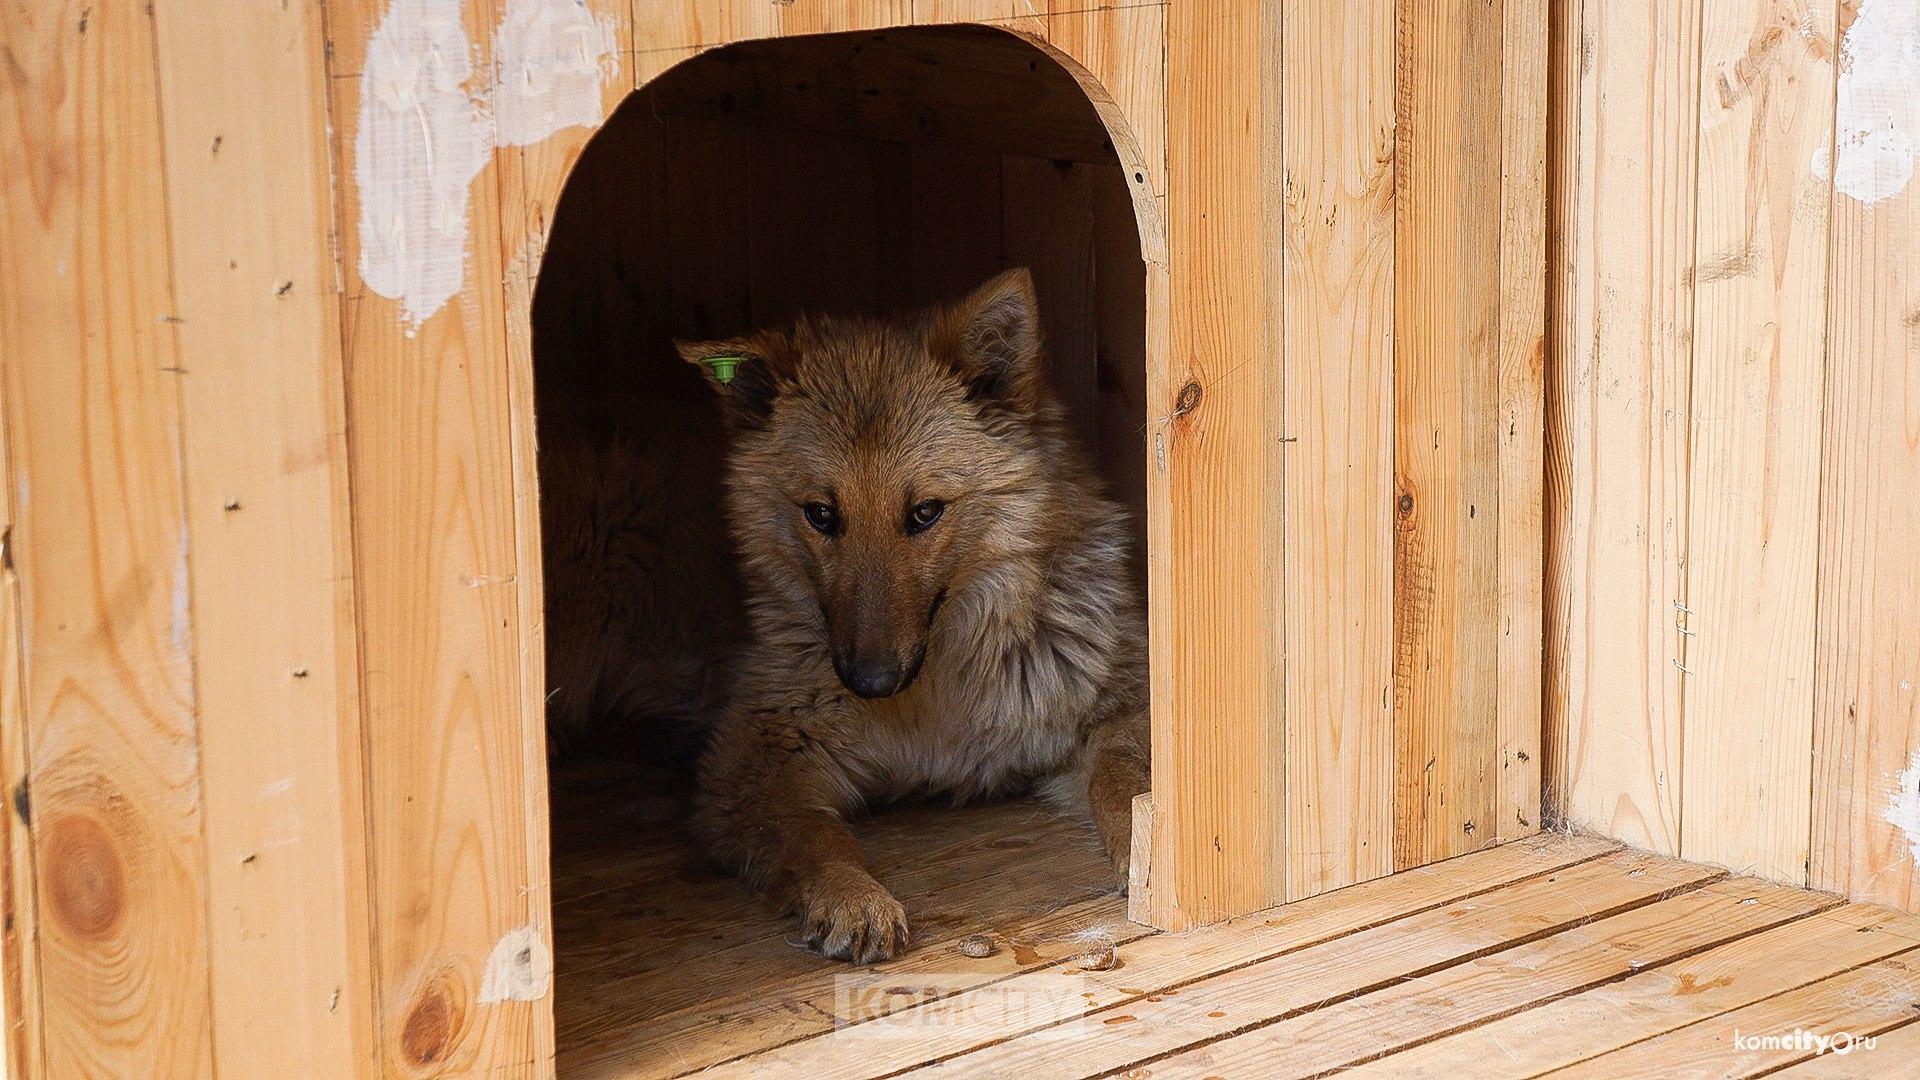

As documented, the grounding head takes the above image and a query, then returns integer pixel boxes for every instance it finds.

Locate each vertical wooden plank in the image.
[1546,0,1698,854]
[1003,155,1100,443]
[1148,0,1285,928]
[664,118,757,341]
[322,0,550,1074]
[633,1,768,49]
[909,143,1006,308]
[489,2,634,1076]
[918,0,1046,24]
[1541,0,1579,836]
[748,127,900,325]
[149,0,381,1075]
[0,1,215,1076]
[1090,165,1152,588]
[1809,0,1920,909]
[1045,3,1168,217]
[0,333,42,1080]
[777,0,913,35]
[1393,0,1503,869]
[1279,0,1397,899]
[1497,0,1549,842]
[1680,0,1835,880]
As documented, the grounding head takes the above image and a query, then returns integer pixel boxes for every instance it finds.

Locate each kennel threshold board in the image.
[552,789,1920,1079]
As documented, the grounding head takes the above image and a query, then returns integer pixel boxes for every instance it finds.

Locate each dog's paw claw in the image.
[797,873,909,964]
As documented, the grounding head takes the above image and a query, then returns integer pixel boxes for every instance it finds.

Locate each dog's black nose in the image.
[837,659,905,699]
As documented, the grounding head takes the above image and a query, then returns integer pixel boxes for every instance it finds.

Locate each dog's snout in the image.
[836,657,906,699]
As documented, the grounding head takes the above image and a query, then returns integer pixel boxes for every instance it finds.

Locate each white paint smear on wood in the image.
[478,924,552,1004]
[355,0,493,331]
[493,0,618,147]
[1885,750,1920,862]
[1817,0,1920,203]
[355,0,617,329]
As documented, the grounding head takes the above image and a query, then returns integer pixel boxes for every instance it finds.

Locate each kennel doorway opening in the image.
[529,26,1157,1075]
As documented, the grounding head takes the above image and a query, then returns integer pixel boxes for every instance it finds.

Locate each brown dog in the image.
[679,269,1149,964]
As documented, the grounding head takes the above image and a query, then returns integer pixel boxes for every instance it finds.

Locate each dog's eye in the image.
[906,500,945,535]
[802,502,839,535]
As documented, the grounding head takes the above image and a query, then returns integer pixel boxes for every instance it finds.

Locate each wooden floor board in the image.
[1347,903,1920,1077]
[1773,1017,1920,1076]
[1550,950,1920,1078]
[553,797,1912,1080]
[886,851,1720,1078]
[1146,876,1842,1079]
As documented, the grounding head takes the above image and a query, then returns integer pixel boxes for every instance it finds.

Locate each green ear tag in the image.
[703,355,742,384]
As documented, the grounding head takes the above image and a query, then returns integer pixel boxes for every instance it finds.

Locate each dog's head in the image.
[678,269,1056,700]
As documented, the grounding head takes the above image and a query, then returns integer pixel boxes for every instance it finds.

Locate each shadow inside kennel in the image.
[529,27,1152,1076]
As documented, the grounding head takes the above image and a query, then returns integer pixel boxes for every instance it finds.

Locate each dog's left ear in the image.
[675,330,795,429]
[936,268,1045,408]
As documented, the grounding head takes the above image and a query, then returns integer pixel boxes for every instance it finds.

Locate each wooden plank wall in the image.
[0,4,1551,1073]
[320,0,558,1072]
[1550,0,1920,908]
[1,3,216,1077]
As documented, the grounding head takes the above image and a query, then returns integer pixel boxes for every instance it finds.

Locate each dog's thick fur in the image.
[679,269,1149,964]
[539,406,745,766]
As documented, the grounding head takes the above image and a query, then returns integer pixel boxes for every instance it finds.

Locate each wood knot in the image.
[400,971,466,1067]
[43,814,125,941]
[1173,380,1203,417]
[1398,493,1415,516]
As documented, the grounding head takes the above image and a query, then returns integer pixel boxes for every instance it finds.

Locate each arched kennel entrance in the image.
[532,25,1159,1073]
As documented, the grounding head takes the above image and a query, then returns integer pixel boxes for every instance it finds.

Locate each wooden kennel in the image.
[2,0,1913,1077]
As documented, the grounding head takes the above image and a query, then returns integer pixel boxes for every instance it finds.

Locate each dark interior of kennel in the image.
[530,26,1151,1077]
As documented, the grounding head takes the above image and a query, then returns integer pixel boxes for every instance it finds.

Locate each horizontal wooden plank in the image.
[1554,950,1920,1078]
[1773,1018,1920,1076]
[893,850,1720,1078]
[1148,876,1839,1078]
[1348,903,1920,1077]
[570,895,1139,1079]
[560,813,1120,1030]
[684,833,1617,1078]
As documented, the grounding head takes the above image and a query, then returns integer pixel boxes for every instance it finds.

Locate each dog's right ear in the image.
[675,331,795,428]
[935,267,1045,410]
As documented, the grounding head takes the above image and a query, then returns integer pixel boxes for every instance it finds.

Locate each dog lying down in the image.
[544,268,1148,965]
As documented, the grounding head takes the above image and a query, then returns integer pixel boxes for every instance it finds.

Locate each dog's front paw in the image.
[796,867,909,964]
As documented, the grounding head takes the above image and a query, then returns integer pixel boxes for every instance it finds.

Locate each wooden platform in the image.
[552,779,1920,1079]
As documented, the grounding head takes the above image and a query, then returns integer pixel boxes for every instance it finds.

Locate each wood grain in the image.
[917,0,1047,24]
[322,0,551,1074]
[1145,877,1837,1079]
[1392,0,1503,869]
[1347,901,1920,1077]
[1775,1018,1920,1076]
[1279,0,1397,899]
[0,1,215,1075]
[150,0,379,1074]
[1042,3,1168,240]
[1679,0,1835,879]
[896,851,1720,1079]
[1496,0,1548,844]
[1548,0,1700,854]
[1553,950,1920,1077]
[490,3,638,1076]
[689,832,1615,1078]
[1147,0,1286,928]
[1809,1,1920,911]
[0,282,41,1080]
[1003,154,1100,438]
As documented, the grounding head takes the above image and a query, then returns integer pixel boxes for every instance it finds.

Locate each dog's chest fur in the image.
[837,560,1134,805]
